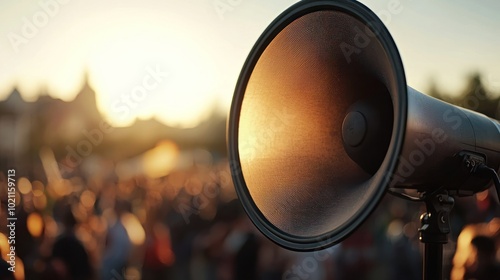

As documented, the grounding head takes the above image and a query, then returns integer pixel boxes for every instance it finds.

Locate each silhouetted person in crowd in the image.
[43,205,93,280]
[142,207,175,280]
[463,235,500,280]
[100,199,132,280]
[228,217,259,280]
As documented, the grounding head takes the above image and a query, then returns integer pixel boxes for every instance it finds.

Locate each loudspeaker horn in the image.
[227,0,500,251]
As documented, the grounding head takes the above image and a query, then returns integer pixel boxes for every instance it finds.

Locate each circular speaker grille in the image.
[228,0,407,251]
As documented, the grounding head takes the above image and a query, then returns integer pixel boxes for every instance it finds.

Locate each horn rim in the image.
[228,0,407,251]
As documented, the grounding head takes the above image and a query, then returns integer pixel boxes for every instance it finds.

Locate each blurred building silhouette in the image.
[0,74,226,178]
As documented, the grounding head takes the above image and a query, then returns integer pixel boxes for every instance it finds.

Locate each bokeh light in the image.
[27,212,44,238]
[121,212,146,246]
[18,177,32,194]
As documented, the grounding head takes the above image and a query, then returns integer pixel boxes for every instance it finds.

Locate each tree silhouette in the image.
[429,73,499,120]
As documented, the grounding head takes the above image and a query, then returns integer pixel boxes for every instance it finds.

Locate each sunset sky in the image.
[0,0,499,127]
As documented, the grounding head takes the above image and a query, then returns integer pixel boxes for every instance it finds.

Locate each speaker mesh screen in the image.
[238,10,394,237]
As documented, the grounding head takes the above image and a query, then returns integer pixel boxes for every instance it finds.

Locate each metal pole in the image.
[419,192,454,280]
[423,242,443,280]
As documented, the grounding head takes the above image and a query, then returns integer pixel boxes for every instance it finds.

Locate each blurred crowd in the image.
[1,151,500,280]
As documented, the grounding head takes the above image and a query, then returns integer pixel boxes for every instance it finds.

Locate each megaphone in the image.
[227,0,500,253]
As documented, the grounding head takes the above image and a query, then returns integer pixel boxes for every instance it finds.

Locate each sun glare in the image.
[89,36,219,128]
[1,2,225,128]
[142,141,180,178]
[86,10,220,128]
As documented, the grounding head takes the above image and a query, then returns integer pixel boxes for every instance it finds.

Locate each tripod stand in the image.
[419,191,454,280]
